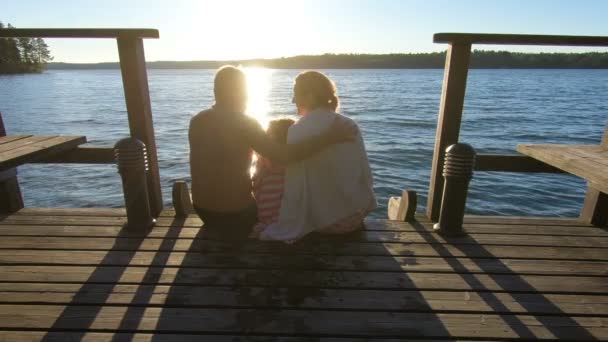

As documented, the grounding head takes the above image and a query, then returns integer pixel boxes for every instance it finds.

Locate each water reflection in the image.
[244,67,273,129]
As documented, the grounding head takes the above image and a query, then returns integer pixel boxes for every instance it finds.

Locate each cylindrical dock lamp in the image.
[114,138,156,230]
[433,143,476,236]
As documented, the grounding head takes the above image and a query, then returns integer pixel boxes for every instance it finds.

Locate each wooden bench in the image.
[518,143,608,226]
[517,144,608,194]
[0,135,86,172]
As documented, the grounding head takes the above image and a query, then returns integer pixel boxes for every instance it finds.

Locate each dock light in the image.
[114,137,156,230]
[433,143,476,236]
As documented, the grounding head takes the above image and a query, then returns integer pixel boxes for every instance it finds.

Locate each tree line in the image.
[48,50,608,70]
[0,22,53,74]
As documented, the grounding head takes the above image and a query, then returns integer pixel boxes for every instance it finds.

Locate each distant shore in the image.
[48,51,608,70]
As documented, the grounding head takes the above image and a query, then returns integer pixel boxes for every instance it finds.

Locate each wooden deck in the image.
[0,208,606,340]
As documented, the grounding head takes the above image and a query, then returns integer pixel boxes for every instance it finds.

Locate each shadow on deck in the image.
[0,208,606,340]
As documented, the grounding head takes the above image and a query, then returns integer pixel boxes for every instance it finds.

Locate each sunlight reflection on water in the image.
[244,67,273,129]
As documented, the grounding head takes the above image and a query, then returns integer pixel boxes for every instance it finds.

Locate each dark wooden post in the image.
[117,36,163,217]
[580,125,608,226]
[0,112,24,213]
[426,43,471,221]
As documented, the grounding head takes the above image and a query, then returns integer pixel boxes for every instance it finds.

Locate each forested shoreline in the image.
[0,22,53,74]
[48,51,608,70]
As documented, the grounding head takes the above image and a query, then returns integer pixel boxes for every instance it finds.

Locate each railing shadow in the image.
[41,223,152,341]
[110,217,185,342]
[411,220,597,340]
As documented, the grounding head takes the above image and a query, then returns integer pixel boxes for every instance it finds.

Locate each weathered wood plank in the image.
[1,250,605,276]
[2,215,605,236]
[0,115,24,214]
[0,235,605,260]
[30,146,115,164]
[0,136,86,171]
[15,208,588,226]
[1,265,606,293]
[0,331,436,342]
[427,42,472,221]
[434,32,608,46]
[581,126,608,226]
[475,153,563,173]
[517,144,608,195]
[0,283,605,316]
[1,221,605,238]
[0,135,32,145]
[581,187,608,226]
[0,223,604,247]
[0,135,56,153]
[117,36,163,216]
[0,304,605,339]
[0,28,159,38]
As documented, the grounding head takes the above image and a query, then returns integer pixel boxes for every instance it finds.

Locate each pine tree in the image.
[34,37,52,64]
[5,23,22,66]
[18,37,34,65]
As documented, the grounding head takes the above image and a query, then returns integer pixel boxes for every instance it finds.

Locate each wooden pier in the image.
[0,208,606,340]
[0,29,607,340]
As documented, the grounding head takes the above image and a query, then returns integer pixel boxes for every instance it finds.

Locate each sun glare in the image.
[244,67,273,129]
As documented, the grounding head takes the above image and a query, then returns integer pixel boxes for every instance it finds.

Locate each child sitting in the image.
[250,118,295,237]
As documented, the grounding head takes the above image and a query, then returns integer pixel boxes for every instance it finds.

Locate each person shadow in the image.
[148,218,453,339]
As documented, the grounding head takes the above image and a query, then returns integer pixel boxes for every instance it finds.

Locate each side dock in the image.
[0,29,606,340]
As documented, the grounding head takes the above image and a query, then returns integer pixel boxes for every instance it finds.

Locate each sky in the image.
[3,0,607,63]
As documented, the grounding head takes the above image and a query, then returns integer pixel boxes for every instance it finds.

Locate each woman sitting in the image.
[258,71,376,242]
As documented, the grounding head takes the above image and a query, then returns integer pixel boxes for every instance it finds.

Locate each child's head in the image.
[267,118,295,143]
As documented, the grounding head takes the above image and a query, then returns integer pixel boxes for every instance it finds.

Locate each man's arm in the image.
[245,116,356,165]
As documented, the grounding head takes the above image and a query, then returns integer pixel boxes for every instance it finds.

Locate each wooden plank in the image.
[459,215,586,226]
[0,222,608,238]
[0,135,55,154]
[0,283,605,316]
[0,332,430,342]
[1,265,606,293]
[581,187,608,226]
[0,304,605,339]
[581,126,608,226]
[0,114,23,213]
[1,250,605,276]
[434,32,608,46]
[517,144,608,194]
[0,135,32,145]
[475,153,563,173]
[14,209,592,227]
[15,208,127,217]
[117,37,163,216]
[0,136,86,171]
[0,221,605,247]
[30,146,115,164]
[5,213,604,236]
[0,28,159,38]
[0,235,606,260]
[427,42,471,221]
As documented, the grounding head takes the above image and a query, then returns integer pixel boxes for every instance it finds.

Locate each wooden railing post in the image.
[117,37,163,217]
[0,112,24,213]
[580,125,608,226]
[426,43,471,221]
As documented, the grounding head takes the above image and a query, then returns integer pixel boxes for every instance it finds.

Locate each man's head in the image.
[214,65,247,113]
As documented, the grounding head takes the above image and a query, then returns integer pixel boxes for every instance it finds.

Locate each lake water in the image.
[0,69,606,218]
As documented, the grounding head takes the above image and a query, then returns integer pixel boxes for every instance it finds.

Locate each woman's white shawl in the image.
[259,111,376,241]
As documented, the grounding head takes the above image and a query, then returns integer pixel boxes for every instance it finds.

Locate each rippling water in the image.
[0,69,606,218]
